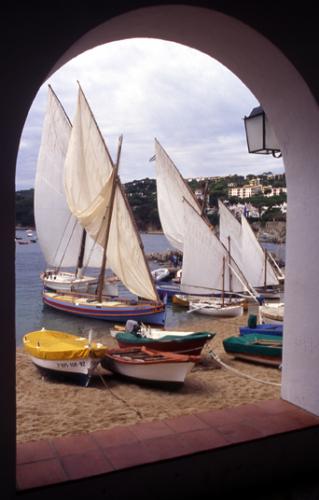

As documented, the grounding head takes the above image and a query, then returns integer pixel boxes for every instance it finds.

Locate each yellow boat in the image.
[23,329,107,386]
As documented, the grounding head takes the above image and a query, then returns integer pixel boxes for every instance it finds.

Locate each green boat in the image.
[223,333,282,367]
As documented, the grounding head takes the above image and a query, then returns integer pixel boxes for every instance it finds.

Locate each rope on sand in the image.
[208,350,282,387]
[98,374,144,419]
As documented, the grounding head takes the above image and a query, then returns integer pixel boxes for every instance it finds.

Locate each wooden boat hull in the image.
[42,291,166,325]
[101,347,198,385]
[113,331,215,356]
[223,333,282,367]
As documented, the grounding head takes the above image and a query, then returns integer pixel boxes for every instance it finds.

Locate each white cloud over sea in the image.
[16,38,284,190]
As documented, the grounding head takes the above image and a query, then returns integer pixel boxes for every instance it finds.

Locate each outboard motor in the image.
[125,320,140,333]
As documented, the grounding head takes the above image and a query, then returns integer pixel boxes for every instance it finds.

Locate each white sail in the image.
[64,86,157,301]
[219,200,279,287]
[107,184,158,301]
[155,139,202,251]
[218,200,242,267]
[181,200,247,295]
[34,85,102,269]
[241,214,279,287]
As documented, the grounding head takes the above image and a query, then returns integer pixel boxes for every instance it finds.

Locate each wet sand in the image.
[16,312,281,443]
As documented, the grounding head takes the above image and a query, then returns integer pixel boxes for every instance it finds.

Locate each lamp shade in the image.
[244,106,281,155]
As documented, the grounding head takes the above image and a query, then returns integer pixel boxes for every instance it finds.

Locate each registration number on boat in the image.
[56,361,86,368]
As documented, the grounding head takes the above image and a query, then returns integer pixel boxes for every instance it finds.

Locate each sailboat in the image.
[42,85,166,326]
[182,199,258,317]
[154,140,256,315]
[218,200,283,299]
[154,139,214,300]
[34,85,104,293]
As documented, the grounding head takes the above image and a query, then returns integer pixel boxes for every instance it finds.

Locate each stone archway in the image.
[47,5,319,414]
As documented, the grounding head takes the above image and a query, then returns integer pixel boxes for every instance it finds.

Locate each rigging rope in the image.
[208,350,281,387]
[56,216,78,271]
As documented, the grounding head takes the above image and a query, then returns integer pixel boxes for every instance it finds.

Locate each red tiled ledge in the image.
[16,399,319,491]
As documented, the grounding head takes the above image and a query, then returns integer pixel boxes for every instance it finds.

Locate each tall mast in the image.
[75,229,87,278]
[96,135,123,303]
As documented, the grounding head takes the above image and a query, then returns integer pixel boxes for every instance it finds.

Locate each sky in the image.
[16,38,284,190]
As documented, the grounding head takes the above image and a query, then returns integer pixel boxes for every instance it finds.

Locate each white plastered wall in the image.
[52,5,319,414]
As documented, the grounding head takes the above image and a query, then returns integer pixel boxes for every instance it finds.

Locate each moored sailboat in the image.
[43,85,165,325]
[154,141,260,316]
[218,200,283,299]
[35,85,102,292]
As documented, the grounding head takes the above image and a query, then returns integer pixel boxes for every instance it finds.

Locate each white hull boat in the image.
[41,271,98,292]
[151,267,170,282]
[259,303,284,325]
[101,346,199,385]
[189,301,243,317]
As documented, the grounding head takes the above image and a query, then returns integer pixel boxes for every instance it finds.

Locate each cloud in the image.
[15,38,284,189]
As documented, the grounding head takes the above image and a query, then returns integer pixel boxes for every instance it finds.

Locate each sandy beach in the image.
[16,312,281,443]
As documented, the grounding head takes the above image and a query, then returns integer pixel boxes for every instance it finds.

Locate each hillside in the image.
[15,176,286,234]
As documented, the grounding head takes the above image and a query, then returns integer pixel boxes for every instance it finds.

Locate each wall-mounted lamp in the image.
[244,106,282,158]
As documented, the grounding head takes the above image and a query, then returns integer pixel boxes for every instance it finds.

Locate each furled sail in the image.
[155,139,202,251]
[64,86,158,301]
[218,200,278,287]
[34,85,102,269]
[181,200,249,295]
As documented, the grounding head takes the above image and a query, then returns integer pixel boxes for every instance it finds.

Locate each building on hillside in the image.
[228,184,262,198]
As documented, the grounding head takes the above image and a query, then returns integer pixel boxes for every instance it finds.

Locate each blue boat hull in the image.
[240,324,283,336]
[43,293,166,326]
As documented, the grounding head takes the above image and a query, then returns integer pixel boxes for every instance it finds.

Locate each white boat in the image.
[42,84,165,326]
[23,328,107,386]
[40,270,98,292]
[34,85,103,293]
[259,302,284,324]
[218,200,284,297]
[151,267,170,282]
[188,300,243,317]
[101,346,199,385]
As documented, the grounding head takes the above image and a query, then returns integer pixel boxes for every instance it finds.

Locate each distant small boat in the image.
[223,333,282,367]
[16,239,30,245]
[41,270,99,293]
[111,323,214,356]
[189,300,243,318]
[101,346,199,385]
[151,267,170,282]
[240,323,283,336]
[23,329,107,386]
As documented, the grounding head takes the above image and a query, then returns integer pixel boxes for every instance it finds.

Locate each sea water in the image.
[15,229,285,346]
[15,230,176,345]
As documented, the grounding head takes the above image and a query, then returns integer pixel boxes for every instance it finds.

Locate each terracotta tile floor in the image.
[16,399,319,491]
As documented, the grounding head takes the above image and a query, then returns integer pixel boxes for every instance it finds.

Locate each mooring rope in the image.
[208,350,282,387]
[98,374,144,419]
